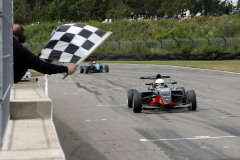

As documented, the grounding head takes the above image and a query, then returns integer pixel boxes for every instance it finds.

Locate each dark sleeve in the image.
[21,46,68,74]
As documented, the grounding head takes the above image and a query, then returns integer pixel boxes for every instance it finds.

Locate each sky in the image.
[222,0,238,5]
[231,0,238,5]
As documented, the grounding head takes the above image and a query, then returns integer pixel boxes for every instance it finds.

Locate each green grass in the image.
[25,14,240,42]
[98,60,240,73]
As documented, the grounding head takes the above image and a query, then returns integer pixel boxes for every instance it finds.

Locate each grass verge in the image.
[31,60,240,77]
[98,60,240,73]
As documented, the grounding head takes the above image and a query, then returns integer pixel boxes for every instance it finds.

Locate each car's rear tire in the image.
[133,92,142,113]
[105,65,109,72]
[127,89,137,108]
[186,90,197,111]
[85,67,89,74]
[176,87,186,103]
[80,66,84,73]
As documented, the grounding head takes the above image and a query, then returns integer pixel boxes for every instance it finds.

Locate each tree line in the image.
[14,0,239,24]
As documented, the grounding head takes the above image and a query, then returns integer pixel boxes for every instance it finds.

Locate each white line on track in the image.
[78,88,125,92]
[85,119,107,122]
[223,146,231,148]
[139,135,236,142]
[170,65,240,75]
[201,146,231,149]
[97,104,127,107]
[63,93,77,94]
[203,99,220,102]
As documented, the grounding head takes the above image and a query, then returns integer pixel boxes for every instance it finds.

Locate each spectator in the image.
[137,15,143,21]
[145,10,149,18]
[190,13,195,18]
[12,24,77,83]
[178,12,183,19]
[130,12,134,19]
[164,13,169,19]
[129,16,133,21]
[133,15,138,21]
[142,14,147,19]
[232,8,240,14]
[180,10,184,17]
[224,4,229,15]
[186,8,190,18]
[215,10,222,16]
[174,14,178,19]
[183,9,187,18]
[195,11,202,17]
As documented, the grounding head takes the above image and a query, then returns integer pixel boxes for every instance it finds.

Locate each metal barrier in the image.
[24,37,240,55]
[100,37,240,54]
[0,0,13,149]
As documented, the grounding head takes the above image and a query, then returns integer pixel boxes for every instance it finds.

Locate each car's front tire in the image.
[85,67,89,74]
[127,89,137,108]
[104,65,109,72]
[133,92,142,113]
[186,90,197,111]
[80,66,84,73]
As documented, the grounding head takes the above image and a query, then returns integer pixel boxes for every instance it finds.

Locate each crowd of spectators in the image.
[128,4,238,22]
[231,7,240,14]
[129,8,205,22]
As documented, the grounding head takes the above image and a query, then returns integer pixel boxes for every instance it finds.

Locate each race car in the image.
[80,60,109,74]
[127,74,197,113]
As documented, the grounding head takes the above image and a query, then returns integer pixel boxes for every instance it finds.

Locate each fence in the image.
[23,37,240,55]
[0,0,13,149]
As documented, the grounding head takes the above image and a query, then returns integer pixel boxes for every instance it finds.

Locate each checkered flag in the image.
[40,23,112,64]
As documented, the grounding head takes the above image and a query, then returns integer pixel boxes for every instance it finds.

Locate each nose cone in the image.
[162,97,171,104]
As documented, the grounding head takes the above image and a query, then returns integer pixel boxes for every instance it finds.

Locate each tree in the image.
[13,0,227,24]
[72,0,94,22]
[106,1,132,19]
[13,0,31,24]
[199,0,222,15]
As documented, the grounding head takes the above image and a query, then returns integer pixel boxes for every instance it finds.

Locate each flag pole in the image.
[62,31,112,79]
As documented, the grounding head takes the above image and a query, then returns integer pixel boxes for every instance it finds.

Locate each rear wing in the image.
[140,74,170,80]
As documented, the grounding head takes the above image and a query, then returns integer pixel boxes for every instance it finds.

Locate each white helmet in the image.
[155,79,165,88]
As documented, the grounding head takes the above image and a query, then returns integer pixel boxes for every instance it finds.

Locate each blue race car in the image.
[80,60,109,74]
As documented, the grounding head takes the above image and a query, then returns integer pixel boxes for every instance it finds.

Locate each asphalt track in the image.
[38,63,240,160]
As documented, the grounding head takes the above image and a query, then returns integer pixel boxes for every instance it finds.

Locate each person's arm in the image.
[22,47,76,74]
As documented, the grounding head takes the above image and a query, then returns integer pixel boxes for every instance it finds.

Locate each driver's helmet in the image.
[155,79,165,88]
[92,61,96,64]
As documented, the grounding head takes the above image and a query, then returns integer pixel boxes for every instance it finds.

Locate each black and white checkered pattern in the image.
[40,24,108,63]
